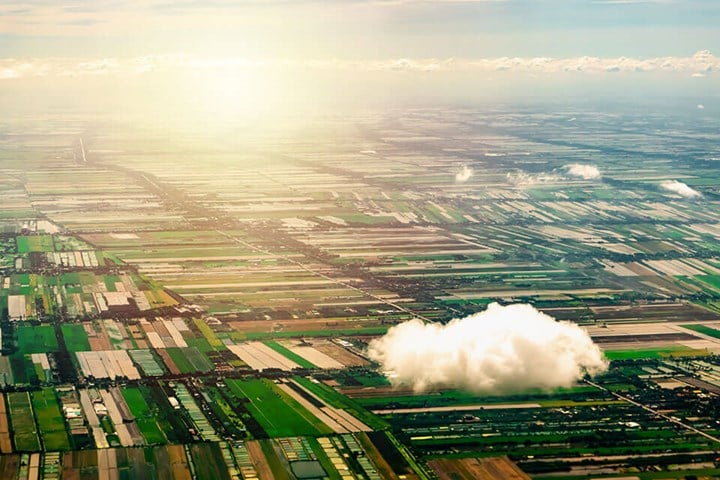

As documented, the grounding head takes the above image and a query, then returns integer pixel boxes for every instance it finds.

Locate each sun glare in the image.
[185,69,272,120]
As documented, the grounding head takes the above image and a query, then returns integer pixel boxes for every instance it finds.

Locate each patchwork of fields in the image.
[1,107,720,478]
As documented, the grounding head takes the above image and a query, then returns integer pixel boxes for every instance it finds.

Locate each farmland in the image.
[120,387,167,445]
[225,378,332,437]
[7,392,40,451]
[0,104,720,479]
[31,387,71,451]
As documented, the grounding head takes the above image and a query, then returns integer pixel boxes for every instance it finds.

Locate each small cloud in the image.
[694,50,714,60]
[507,170,560,187]
[455,165,473,183]
[692,73,706,78]
[660,180,702,199]
[697,104,705,109]
[565,163,602,180]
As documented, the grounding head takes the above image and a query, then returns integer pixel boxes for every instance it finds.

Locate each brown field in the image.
[543,302,720,324]
[167,444,192,480]
[591,333,697,344]
[0,393,12,453]
[87,321,113,351]
[246,440,281,480]
[311,340,368,367]
[282,342,343,369]
[428,457,531,480]
[0,455,21,479]
[356,432,400,480]
[97,448,118,480]
[229,316,387,334]
[338,385,419,399]
[156,350,181,375]
[62,450,99,480]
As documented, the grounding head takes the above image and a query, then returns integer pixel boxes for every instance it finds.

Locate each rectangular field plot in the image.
[163,347,213,374]
[60,324,91,352]
[682,323,720,340]
[0,357,13,387]
[76,351,140,380]
[31,388,70,451]
[428,457,530,480]
[16,235,54,253]
[225,379,331,437]
[227,342,300,371]
[30,354,51,383]
[16,325,58,355]
[7,392,40,451]
[274,340,345,369]
[138,317,188,349]
[128,349,165,376]
[121,387,167,445]
[171,383,219,442]
[0,393,13,453]
[187,443,233,480]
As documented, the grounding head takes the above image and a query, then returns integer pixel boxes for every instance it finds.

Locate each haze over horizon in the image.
[1,0,718,120]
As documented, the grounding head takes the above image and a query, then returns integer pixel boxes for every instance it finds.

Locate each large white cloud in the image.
[368,302,608,394]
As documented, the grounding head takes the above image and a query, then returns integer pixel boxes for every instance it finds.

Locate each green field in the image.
[7,391,41,451]
[60,324,91,352]
[265,342,316,369]
[353,384,605,410]
[31,387,70,451]
[192,318,225,349]
[185,337,214,354]
[166,347,213,373]
[128,349,165,376]
[681,323,720,340]
[16,235,54,253]
[165,348,194,373]
[245,327,389,341]
[188,443,232,480]
[121,387,167,445]
[225,379,331,437]
[0,357,14,386]
[202,386,248,437]
[604,346,709,360]
[293,376,387,430]
[7,355,39,385]
[16,325,58,354]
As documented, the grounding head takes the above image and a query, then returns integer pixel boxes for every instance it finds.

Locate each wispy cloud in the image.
[0,51,717,81]
[506,170,562,187]
[591,0,675,4]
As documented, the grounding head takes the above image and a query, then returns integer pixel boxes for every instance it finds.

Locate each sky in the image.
[1,0,718,117]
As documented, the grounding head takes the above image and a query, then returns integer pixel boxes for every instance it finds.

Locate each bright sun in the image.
[180,67,286,122]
